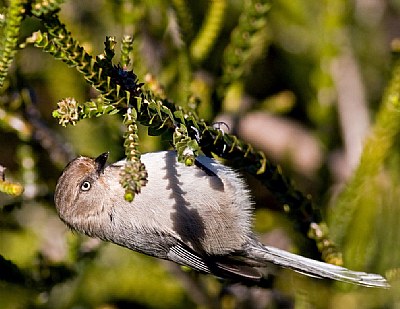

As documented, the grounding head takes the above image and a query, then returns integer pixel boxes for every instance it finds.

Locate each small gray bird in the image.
[54,151,389,288]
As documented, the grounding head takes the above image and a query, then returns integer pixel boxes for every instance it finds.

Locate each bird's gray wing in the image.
[213,259,263,281]
[167,244,211,273]
[168,244,262,281]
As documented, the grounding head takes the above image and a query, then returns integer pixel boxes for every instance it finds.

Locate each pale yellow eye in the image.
[80,180,91,191]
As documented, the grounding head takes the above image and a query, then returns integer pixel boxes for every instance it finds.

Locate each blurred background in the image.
[1,0,400,308]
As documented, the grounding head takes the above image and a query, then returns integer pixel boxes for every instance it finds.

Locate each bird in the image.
[54,150,389,288]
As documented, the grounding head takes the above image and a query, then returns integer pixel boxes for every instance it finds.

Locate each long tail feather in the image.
[248,245,389,288]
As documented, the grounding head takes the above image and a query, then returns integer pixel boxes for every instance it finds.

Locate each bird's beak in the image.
[95,152,109,174]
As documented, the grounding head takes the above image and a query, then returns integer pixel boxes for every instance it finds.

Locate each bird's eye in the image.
[80,180,92,191]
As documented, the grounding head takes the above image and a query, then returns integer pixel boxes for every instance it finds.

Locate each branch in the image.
[17,12,340,262]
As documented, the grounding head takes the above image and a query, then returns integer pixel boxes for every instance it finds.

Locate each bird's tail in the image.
[247,244,389,288]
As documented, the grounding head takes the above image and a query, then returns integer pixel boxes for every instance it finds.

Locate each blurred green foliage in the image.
[1,0,400,308]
